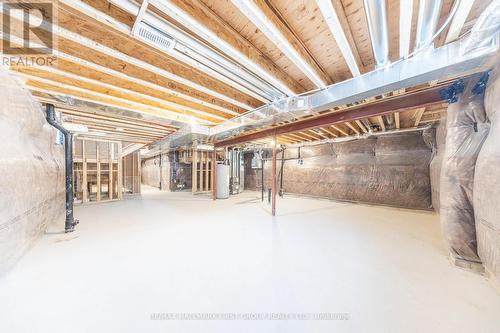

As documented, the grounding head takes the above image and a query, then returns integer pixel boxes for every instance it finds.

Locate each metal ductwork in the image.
[108,0,287,102]
[415,0,443,49]
[228,148,244,194]
[208,1,500,142]
[364,0,390,67]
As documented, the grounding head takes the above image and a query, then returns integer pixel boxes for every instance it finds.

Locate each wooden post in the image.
[132,153,135,193]
[96,143,101,201]
[204,151,209,192]
[212,147,216,200]
[82,140,88,203]
[117,142,123,200]
[159,152,163,190]
[192,148,197,193]
[272,138,277,216]
[137,151,142,194]
[109,143,114,200]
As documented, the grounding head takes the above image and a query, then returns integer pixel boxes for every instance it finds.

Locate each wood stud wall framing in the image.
[192,149,214,194]
[74,138,123,204]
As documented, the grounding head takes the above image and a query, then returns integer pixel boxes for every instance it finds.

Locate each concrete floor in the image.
[1,186,500,333]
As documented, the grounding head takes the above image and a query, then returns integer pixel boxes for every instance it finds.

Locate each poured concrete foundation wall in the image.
[141,154,170,190]
[141,153,193,191]
[475,66,500,287]
[244,131,434,209]
[0,69,65,275]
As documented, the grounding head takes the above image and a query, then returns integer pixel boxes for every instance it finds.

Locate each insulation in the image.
[142,155,165,189]
[440,80,490,263]
[244,131,433,209]
[0,68,65,275]
[430,120,447,212]
[475,65,500,285]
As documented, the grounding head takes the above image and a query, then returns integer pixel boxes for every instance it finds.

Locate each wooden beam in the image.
[62,115,172,136]
[355,120,368,133]
[23,77,220,125]
[192,149,198,193]
[203,152,208,192]
[59,107,177,131]
[214,86,445,147]
[109,143,114,200]
[377,116,386,131]
[331,124,349,136]
[317,0,364,76]
[232,0,331,88]
[13,66,232,121]
[311,129,329,139]
[163,0,304,94]
[286,133,310,142]
[300,131,321,141]
[212,148,216,200]
[6,10,256,113]
[117,141,123,200]
[344,122,360,135]
[319,127,338,138]
[414,107,426,127]
[137,151,142,194]
[51,55,239,117]
[79,134,153,144]
[56,4,263,109]
[68,123,167,139]
[96,143,101,201]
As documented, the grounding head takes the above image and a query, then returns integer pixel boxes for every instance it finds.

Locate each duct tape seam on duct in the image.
[0,67,65,275]
[440,78,490,263]
[475,64,500,287]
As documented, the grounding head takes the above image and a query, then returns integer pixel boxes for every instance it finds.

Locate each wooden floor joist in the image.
[214,86,445,147]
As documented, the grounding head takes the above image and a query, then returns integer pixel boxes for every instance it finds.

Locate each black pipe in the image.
[46,104,79,233]
[261,159,265,202]
[279,147,285,197]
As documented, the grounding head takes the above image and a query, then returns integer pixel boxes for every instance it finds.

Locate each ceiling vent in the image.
[137,22,176,52]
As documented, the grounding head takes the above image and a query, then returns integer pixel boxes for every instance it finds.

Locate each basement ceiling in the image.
[1,0,491,145]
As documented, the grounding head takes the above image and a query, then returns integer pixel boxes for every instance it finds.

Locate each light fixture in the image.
[62,122,89,133]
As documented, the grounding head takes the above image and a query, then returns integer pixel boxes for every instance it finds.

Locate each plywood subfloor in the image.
[1,187,499,332]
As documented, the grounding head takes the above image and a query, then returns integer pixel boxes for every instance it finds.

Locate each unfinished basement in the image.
[1,0,500,332]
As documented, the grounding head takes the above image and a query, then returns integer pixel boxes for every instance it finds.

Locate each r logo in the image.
[2,1,54,55]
